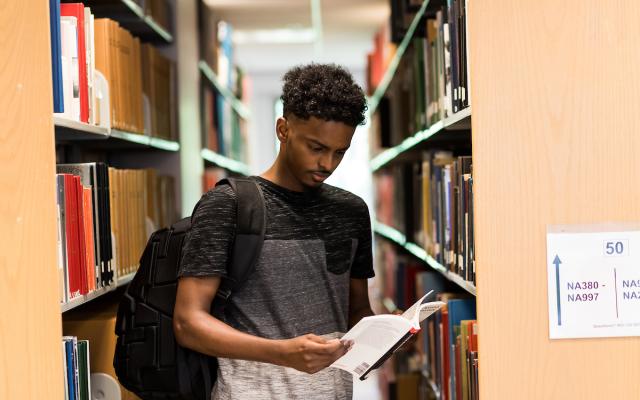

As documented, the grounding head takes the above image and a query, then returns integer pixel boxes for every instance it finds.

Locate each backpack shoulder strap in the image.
[214,177,266,303]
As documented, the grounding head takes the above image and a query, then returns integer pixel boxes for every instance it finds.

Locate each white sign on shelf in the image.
[547,225,640,339]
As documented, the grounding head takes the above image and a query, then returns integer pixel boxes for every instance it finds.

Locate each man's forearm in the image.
[174,309,284,365]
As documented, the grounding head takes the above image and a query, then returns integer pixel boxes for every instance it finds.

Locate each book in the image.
[59,16,80,121]
[61,3,89,123]
[77,340,91,400]
[50,0,64,113]
[331,291,445,380]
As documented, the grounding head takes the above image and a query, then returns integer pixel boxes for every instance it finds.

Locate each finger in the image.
[313,339,346,355]
[305,334,328,344]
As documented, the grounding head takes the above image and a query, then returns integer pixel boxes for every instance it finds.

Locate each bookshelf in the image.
[84,0,173,43]
[374,221,477,296]
[470,0,640,398]
[199,60,251,120]
[368,0,640,399]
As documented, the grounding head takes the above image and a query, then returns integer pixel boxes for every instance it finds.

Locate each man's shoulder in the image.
[321,184,367,211]
[194,183,237,214]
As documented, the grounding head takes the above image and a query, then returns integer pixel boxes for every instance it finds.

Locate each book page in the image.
[331,314,412,378]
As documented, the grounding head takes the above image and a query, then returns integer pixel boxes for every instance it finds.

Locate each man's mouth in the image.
[311,172,330,182]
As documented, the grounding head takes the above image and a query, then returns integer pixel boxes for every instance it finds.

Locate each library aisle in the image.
[2,0,640,399]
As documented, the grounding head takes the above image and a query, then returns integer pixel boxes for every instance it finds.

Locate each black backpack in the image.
[113,178,266,400]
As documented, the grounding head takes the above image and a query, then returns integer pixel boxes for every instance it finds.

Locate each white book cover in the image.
[60,16,80,121]
[57,19,72,119]
[331,291,445,380]
[85,7,96,125]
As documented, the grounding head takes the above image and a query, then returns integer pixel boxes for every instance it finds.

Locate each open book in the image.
[331,290,445,380]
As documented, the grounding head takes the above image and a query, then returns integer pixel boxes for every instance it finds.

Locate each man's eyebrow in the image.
[308,138,329,149]
[308,138,350,151]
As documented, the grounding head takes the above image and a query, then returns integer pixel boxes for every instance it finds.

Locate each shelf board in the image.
[53,118,180,152]
[373,221,477,296]
[201,148,250,176]
[85,0,173,43]
[370,107,471,171]
[54,116,110,140]
[60,285,114,313]
[198,61,251,120]
[110,129,181,151]
[368,0,431,114]
[117,272,136,288]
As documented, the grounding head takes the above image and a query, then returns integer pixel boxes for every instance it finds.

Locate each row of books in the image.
[199,7,251,161]
[49,1,177,139]
[62,336,91,400]
[368,0,470,148]
[372,242,478,400]
[55,163,177,304]
[421,294,478,400]
[376,151,475,283]
[202,82,250,161]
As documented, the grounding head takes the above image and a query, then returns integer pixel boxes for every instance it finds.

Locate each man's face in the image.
[277,115,356,190]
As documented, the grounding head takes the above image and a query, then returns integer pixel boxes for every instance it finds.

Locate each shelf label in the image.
[547,225,640,339]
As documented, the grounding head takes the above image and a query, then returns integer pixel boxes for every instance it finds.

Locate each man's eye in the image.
[336,151,346,156]
[311,146,323,152]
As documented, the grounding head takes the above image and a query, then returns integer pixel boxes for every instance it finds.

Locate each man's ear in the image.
[276,117,289,144]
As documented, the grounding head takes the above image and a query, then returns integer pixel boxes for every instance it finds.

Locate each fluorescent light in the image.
[233,28,316,44]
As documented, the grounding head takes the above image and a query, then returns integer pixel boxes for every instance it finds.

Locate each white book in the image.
[331,291,445,380]
[85,7,96,125]
[60,16,80,121]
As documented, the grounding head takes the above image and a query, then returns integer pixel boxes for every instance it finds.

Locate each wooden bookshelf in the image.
[84,0,173,43]
[374,221,477,296]
[1,1,64,398]
[198,60,251,120]
[470,0,640,398]
[370,107,472,171]
[201,148,250,176]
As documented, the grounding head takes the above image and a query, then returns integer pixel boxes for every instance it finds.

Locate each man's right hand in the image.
[277,334,351,374]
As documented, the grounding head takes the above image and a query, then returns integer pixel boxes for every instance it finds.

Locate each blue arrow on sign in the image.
[553,255,562,325]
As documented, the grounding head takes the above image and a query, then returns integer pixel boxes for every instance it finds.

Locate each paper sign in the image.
[547,225,640,339]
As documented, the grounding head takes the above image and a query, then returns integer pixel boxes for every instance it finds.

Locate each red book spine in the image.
[63,174,81,298]
[74,176,88,295]
[442,310,450,400]
[60,3,89,123]
[455,335,463,400]
[83,187,96,291]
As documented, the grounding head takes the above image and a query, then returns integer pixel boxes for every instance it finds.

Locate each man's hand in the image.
[278,334,351,374]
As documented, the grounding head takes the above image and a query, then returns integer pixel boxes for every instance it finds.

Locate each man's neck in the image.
[261,156,306,192]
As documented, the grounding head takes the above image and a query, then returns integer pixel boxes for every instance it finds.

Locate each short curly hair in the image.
[280,63,367,127]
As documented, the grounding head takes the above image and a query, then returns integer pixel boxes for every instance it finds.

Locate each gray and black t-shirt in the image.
[179,176,374,400]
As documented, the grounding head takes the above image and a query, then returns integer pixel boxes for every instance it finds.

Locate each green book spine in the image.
[77,340,90,400]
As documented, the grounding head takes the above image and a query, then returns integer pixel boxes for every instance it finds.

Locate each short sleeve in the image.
[178,185,237,278]
[350,199,375,279]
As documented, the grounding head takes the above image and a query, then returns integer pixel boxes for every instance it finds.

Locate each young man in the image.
[173,63,374,399]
